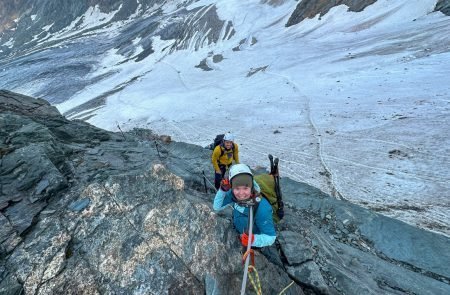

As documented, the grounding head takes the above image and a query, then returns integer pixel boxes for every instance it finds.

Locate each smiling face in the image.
[223,140,233,149]
[233,186,252,200]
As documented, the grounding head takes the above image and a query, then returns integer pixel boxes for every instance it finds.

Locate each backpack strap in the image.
[261,191,277,206]
[251,193,263,217]
[272,174,284,220]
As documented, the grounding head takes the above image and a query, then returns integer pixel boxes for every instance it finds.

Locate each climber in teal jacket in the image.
[213,164,276,248]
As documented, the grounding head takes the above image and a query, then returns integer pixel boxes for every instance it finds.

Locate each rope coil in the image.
[248,265,262,295]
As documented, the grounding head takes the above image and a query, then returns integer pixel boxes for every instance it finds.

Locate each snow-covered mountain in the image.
[1,0,449,236]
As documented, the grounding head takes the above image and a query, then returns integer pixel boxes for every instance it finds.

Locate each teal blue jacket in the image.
[213,181,276,247]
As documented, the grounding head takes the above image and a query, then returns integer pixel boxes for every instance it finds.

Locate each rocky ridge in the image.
[286,0,450,27]
[1,90,449,294]
[436,0,450,15]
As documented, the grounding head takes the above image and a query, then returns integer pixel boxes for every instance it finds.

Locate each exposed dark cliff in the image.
[435,0,450,15]
[1,90,449,294]
[286,0,378,27]
[0,90,302,294]
[0,1,234,104]
[286,0,450,27]
[0,0,231,60]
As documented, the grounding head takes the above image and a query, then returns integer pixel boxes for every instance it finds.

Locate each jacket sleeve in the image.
[211,146,221,172]
[233,144,240,164]
[213,189,233,211]
[252,200,276,247]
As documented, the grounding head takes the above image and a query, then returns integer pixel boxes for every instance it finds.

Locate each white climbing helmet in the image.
[223,132,234,142]
[229,164,252,179]
[229,164,253,189]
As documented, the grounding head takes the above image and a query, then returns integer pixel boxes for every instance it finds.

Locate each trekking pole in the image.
[240,205,254,295]
[274,158,282,197]
[116,122,126,140]
[268,154,274,174]
[201,172,218,193]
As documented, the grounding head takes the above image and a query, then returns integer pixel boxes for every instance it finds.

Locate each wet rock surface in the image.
[1,90,449,294]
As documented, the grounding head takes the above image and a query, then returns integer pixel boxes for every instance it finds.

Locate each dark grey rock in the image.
[10,122,55,146]
[168,5,234,52]
[0,272,22,295]
[281,176,450,294]
[212,54,224,63]
[287,261,329,294]
[323,238,450,295]
[68,198,91,212]
[0,2,235,103]
[195,58,213,71]
[357,213,450,278]
[1,90,449,295]
[435,0,450,15]
[0,214,21,259]
[278,231,314,265]
[259,244,284,268]
[34,179,50,195]
[247,65,268,77]
[286,0,378,27]
[204,274,219,295]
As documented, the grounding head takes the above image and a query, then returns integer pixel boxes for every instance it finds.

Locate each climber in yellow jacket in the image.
[211,133,239,189]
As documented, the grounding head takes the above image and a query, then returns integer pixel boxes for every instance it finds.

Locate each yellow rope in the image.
[247,265,262,295]
[244,261,295,295]
[278,281,295,295]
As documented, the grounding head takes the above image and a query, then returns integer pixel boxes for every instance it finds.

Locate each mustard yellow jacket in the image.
[211,144,239,172]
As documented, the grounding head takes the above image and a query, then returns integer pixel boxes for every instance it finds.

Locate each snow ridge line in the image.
[265,70,345,200]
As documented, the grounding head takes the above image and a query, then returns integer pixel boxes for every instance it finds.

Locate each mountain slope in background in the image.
[0,0,449,237]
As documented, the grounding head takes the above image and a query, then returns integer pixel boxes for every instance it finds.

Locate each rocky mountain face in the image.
[436,0,450,14]
[287,0,450,27]
[0,0,226,58]
[3,0,449,57]
[1,0,448,104]
[1,90,450,294]
[286,0,378,27]
[0,0,234,103]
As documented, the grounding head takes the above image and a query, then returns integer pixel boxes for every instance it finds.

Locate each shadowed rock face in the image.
[0,0,143,44]
[0,0,231,57]
[286,0,378,27]
[0,0,30,33]
[0,90,302,294]
[286,0,450,27]
[435,0,450,15]
[1,90,449,294]
[0,0,234,104]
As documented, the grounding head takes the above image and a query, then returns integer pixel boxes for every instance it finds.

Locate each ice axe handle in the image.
[268,154,274,174]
